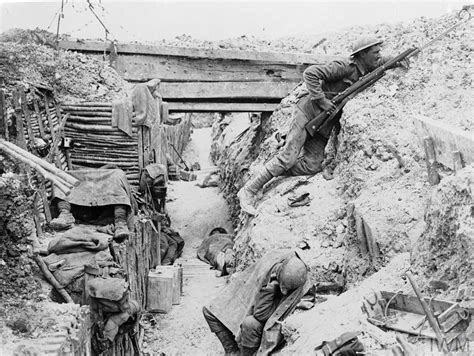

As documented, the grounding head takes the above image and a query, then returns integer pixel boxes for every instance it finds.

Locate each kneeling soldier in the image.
[203,251,310,355]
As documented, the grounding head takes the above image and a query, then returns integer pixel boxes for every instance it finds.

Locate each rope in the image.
[46,6,62,31]
[86,0,116,41]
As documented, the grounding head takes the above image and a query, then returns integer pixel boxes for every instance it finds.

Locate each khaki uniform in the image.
[265,58,369,177]
[203,251,311,355]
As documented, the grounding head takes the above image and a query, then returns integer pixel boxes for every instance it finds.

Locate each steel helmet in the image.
[278,256,308,294]
[350,37,383,57]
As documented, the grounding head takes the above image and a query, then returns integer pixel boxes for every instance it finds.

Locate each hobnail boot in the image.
[237,187,257,216]
[50,212,75,230]
[114,219,130,243]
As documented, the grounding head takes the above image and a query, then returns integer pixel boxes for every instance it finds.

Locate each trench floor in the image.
[143,127,232,355]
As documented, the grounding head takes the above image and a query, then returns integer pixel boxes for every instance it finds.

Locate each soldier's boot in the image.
[240,346,258,356]
[215,331,240,356]
[237,167,273,216]
[50,200,75,230]
[114,205,130,243]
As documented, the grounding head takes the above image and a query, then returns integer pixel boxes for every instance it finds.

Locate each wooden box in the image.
[147,267,174,313]
[172,265,183,305]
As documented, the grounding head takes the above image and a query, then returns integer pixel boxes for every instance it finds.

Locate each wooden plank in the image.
[114,54,309,82]
[0,89,7,140]
[53,103,65,168]
[172,266,182,305]
[32,192,43,237]
[160,81,295,100]
[58,40,338,64]
[19,90,37,153]
[33,98,46,139]
[161,102,169,124]
[137,126,144,170]
[142,126,152,166]
[452,151,463,173]
[168,101,279,112]
[44,96,56,141]
[40,180,52,223]
[355,214,369,255]
[423,136,441,185]
[12,88,26,149]
[412,115,474,170]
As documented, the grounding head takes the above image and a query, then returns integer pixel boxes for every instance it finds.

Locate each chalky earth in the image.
[0,9,472,355]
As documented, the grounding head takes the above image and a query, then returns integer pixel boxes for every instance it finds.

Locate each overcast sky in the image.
[0,0,468,42]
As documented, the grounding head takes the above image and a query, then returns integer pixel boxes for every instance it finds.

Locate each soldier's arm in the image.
[380,55,409,69]
[302,60,353,100]
[252,280,279,323]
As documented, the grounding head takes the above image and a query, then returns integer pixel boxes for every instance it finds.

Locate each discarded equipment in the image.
[170,142,191,171]
[362,286,472,348]
[168,143,197,181]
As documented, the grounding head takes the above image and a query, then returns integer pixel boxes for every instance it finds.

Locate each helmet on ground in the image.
[278,256,308,295]
[350,37,383,57]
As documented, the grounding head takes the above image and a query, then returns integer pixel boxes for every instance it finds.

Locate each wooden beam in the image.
[167,102,279,112]
[160,81,295,100]
[58,40,338,64]
[452,151,464,173]
[423,136,440,185]
[113,54,310,82]
[19,90,37,153]
[0,89,7,140]
[161,101,169,124]
[12,88,26,149]
[137,126,144,170]
[33,98,46,139]
[412,115,474,171]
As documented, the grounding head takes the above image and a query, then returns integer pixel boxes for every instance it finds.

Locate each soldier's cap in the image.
[350,37,384,57]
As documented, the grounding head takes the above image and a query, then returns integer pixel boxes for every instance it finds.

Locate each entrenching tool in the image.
[305,6,473,137]
[169,143,197,181]
[170,142,191,171]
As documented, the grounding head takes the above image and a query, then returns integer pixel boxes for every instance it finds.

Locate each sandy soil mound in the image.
[1,29,130,104]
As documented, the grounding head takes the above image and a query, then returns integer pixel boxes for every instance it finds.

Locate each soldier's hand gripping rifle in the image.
[305,6,472,137]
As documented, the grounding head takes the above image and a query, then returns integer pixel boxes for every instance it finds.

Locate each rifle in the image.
[305,6,472,137]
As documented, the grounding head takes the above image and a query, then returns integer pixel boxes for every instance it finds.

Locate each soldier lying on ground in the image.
[197,227,235,276]
[238,37,408,215]
[49,166,135,242]
[203,251,311,355]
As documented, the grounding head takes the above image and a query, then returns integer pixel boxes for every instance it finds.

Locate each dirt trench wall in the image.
[0,171,41,305]
[211,77,430,285]
[0,169,92,355]
[211,12,472,284]
[412,165,473,289]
